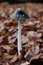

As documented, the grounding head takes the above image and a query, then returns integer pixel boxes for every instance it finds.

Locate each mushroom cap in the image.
[10,8,30,20]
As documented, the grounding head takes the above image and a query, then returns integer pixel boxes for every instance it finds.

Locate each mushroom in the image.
[10,8,30,58]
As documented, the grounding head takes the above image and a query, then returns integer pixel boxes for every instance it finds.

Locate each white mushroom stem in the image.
[18,20,22,57]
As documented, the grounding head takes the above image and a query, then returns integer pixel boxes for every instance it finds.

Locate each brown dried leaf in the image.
[28,41,35,46]
[24,49,32,58]
[22,36,28,44]
[1,45,11,52]
[4,53,14,60]
[31,44,40,55]
[10,53,18,63]
[21,61,30,65]
[30,54,40,62]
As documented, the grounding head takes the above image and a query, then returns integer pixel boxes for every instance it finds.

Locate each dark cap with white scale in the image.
[11,8,30,20]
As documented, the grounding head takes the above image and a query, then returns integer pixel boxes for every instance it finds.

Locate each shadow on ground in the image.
[0,0,43,4]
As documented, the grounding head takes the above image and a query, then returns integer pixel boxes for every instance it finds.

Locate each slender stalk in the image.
[18,20,22,57]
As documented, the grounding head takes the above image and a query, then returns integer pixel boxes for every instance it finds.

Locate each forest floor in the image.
[0,2,43,65]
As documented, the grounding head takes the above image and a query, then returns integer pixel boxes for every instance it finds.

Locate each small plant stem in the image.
[18,20,22,58]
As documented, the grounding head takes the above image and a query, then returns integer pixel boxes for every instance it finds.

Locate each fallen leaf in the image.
[21,61,30,65]
[3,53,14,60]
[1,45,11,52]
[22,35,28,44]
[10,53,18,63]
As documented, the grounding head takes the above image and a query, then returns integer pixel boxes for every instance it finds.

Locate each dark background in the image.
[0,0,43,4]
